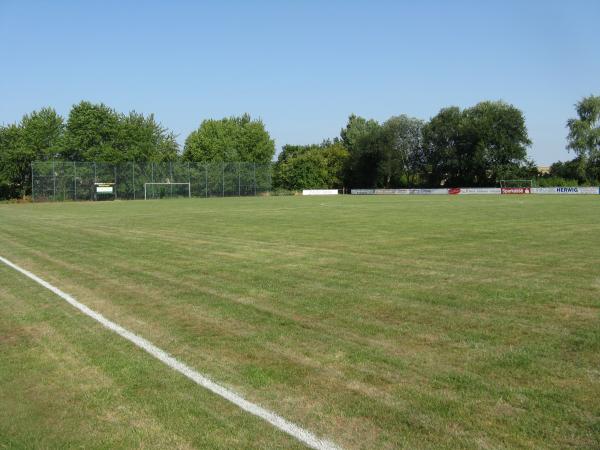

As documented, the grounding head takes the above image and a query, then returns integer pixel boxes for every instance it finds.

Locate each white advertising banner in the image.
[375,189,410,195]
[449,188,501,195]
[352,188,502,195]
[532,187,599,195]
[351,186,598,195]
[351,189,447,195]
[302,189,339,196]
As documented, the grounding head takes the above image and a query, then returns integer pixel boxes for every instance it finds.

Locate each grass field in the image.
[0,195,599,449]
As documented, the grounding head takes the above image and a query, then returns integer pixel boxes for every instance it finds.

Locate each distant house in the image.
[537,165,551,175]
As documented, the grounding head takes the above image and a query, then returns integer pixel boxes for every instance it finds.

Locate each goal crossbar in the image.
[144,182,191,200]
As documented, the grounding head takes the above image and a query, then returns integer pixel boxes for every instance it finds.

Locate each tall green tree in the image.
[61,101,121,161]
[340,114,382,187]
[423,101,531,186]
[183,113,274,163]
[0,124,23,199]
[274,140,348,190]
[340,114,425,188]
[61,101,179,163]
[566,95,600,181]
[0,108,64,199]
[20,108,65,160]
[422,107,462,187]
[118,112,179,162]
[462,101,531,184]
[378,115,425,187]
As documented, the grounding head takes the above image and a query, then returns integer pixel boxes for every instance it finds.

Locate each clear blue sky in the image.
[1,0,598,164]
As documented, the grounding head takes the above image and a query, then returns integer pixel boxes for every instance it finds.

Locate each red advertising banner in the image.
[501,187,531,194]
[448,188,461,195]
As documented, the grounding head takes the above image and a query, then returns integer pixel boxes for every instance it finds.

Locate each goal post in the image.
[144,182,191,200]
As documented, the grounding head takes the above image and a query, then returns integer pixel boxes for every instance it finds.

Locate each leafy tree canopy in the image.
[340,115,382,188]
[0,124,23,198]
[62,101,178,163]
[423,101,531,186]
[183,113,275,163]
[61,101,120,161]
[566,95,600,181]
[377,115,425,187]
[118,112,179,162]
[340,114,426,188]
[0,107,64,198]
[421,106,463,187]
[274,140,348,190]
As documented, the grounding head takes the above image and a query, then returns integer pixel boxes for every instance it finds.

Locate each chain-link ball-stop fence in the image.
[31,161,272,201]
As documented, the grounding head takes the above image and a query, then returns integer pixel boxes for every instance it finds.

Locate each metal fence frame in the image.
[31,161,272,201]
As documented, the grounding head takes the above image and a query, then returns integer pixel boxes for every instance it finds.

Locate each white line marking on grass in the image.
[0,255,341,450]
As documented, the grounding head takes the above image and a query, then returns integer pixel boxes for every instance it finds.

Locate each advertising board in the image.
[351,186,597,195]
[96,184,114,194]
[532,187,599,194]
[501,187,531,194]
[449,188,501,195]
[302,189,339,196]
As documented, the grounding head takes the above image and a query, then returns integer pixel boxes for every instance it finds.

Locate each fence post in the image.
[114,165,117,200]
[93,162,97,200]
[188,161,191,198]
[222,162,225,197]
[31,163,34,202]
[132,162,135,200]
[253,162,256,196]
[52,160,56,201]
[205,164,208,198]
[238,162,241,196]
[73,161,77,201]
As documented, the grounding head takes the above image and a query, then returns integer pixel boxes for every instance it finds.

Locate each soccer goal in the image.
[144,182,191,200]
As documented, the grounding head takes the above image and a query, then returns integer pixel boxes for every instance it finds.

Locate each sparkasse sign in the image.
[501,187,531,194]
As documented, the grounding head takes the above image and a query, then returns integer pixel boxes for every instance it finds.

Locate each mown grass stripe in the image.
[0,255,341,450]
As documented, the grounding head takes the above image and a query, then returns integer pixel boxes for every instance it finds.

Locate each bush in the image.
[535,177,579,187]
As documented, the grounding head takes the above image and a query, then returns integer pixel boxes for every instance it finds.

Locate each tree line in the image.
[0,102,274,199]
[1,96,598,200]
[274,96,599,191]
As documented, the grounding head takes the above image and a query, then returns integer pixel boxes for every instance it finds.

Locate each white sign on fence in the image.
[451,188,502,195]
[532,187,599,194]
[349,186,599,196]
[351,188,501,195]
[302,189,339,196]
[351,189,448,195]
[96,185,114,194]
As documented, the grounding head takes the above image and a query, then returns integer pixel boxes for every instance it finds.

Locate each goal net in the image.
[144,182,191,200]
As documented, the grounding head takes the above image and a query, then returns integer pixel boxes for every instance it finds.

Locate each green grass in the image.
[0,195,599,449]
